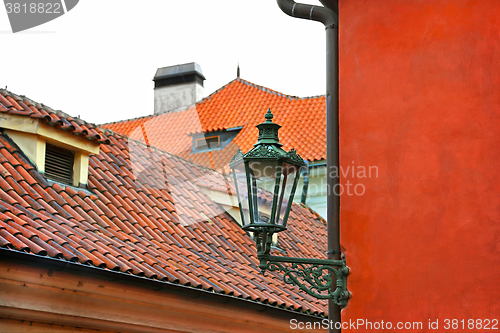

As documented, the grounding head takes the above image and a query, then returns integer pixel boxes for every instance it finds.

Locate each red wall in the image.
[340,0,500,331]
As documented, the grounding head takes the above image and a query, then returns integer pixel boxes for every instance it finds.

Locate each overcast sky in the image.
[1,0,327,124]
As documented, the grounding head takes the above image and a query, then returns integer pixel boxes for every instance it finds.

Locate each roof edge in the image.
[0,88,110,145]
[1,248,326,319]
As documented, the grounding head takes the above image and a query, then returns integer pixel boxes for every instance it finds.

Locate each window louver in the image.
[45,144,74,185]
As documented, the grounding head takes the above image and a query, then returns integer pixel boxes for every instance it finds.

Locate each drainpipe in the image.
[300,160,310,205]
[275,1,341,332]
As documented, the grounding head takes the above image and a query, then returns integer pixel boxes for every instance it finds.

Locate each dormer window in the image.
[45,144,74,185]
[0,113,101,189]
[195,135,221,151]
[191,127,242,154]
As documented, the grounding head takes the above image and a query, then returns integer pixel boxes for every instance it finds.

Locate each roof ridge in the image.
[194,77,239,105]
[100,78,241,127]
[100,77,325,126]
[0,88,110,144]
[235,78,325,100]
[236,78,299,99]
[0,88,236,198]
[0,88,99,128]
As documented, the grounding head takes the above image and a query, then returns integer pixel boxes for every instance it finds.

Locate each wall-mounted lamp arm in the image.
[254,229,350,308]
[258,252,350,307]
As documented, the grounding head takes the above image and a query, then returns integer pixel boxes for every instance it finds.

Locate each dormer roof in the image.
[0,89,110,145]
[0,88,329,316]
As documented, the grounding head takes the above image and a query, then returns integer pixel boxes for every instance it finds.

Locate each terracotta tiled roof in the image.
[0,89,110,144]
[103,78,326,170]
[0,90,329,315]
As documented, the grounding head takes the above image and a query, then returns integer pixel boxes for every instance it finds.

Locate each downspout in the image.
[300,160,309,205]
[275,1,341,332]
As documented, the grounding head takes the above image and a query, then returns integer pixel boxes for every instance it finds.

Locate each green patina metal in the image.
[229,109,307,233]
[242,109,305,165]
[264,257,350,307]
[229,109,350,307]
[254,226,350,307]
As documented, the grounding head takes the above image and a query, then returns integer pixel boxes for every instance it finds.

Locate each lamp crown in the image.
[255,109,282,147]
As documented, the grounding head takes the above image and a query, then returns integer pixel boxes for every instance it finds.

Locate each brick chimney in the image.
[153,62,205,114]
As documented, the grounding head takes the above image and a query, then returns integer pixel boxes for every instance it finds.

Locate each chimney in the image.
[153,62,205,114]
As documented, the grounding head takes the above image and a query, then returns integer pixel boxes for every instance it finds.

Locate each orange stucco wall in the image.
[340,0,500,331]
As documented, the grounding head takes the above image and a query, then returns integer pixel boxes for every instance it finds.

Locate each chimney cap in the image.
[154,62,205,81]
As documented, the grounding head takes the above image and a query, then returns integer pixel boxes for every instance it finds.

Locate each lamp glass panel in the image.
[274,163,300,227]
[231,160,250,227]
[248,160,278,224]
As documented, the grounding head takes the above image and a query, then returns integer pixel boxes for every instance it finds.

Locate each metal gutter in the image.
[0,248,325,322]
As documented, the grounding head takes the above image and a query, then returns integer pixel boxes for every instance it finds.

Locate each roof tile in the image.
[0,89,330,315]
[103,78,325,171]
[0,90,110,145]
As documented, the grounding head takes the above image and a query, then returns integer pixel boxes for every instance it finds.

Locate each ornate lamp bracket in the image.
[231,110,351,308]
[254,231,351,308]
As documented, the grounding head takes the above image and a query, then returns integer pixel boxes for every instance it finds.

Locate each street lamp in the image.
[230,109,350,307]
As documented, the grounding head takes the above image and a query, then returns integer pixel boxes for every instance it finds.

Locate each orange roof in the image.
[0,89,110,144]
[103,78,326,170]
[0,89,329,315]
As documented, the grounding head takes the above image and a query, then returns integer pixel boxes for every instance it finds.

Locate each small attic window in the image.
[45,144,74,185]
[191,127,242,154]
[195,135,221,151]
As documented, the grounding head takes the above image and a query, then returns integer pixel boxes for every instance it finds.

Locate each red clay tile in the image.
[0,97,329,315]
[77,247,107,268]
[0,91,109,144]
[105,79,324,171]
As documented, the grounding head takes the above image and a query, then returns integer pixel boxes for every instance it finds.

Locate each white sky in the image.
[0,0,326,124]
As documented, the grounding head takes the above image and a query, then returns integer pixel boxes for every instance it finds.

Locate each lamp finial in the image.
[265,108,274,122]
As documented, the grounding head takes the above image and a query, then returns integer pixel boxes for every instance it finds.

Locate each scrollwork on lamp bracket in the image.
[255,231,351,307]
[257,253,351,307]
[231,110,351,308]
